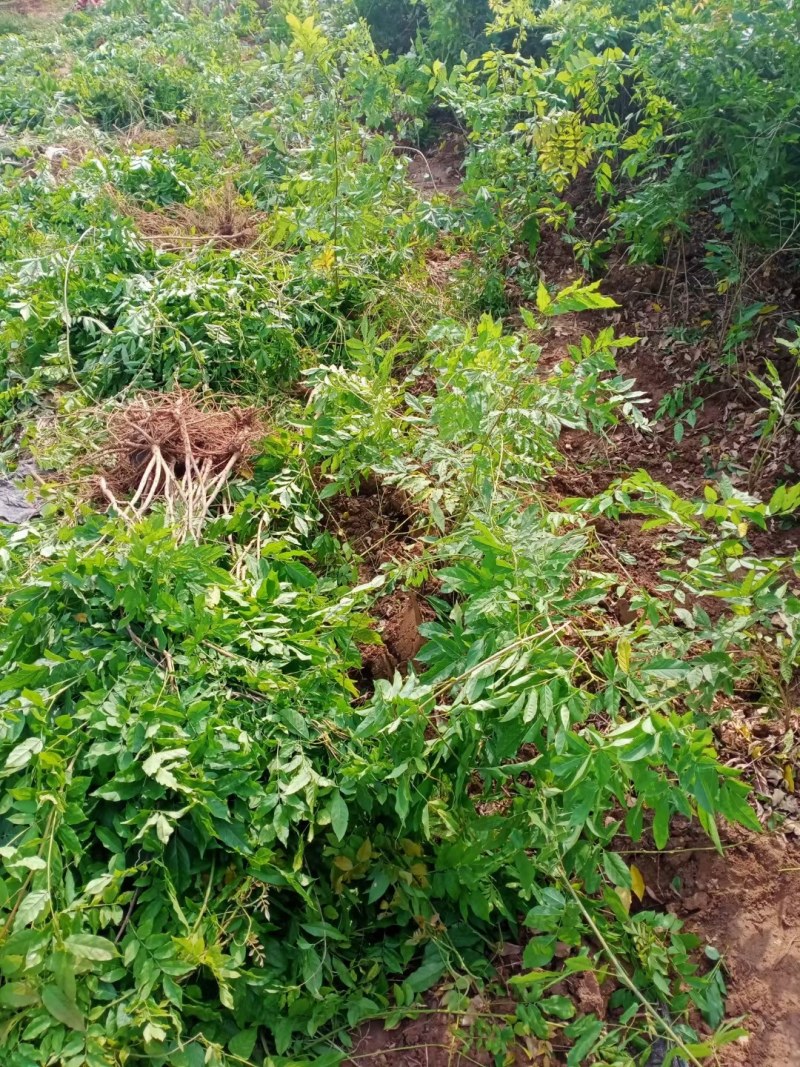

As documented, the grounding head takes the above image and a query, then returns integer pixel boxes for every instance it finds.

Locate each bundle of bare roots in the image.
[97,390,262,542]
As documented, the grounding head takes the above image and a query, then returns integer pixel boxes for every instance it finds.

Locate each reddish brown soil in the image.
[360,589,429,681]
[5,0,70,16]
[366,172,799,1067]
[635,826,800,1066]
[402,131,466,199]
[343,1005,543,1067]
[324,477,425,580]
[344,828,800,1067]
[534,241,800,570]
[324,479,432,682]
[531,233,800,1065]
[545,251,797,497]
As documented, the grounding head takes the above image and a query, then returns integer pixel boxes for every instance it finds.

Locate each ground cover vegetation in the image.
[0,1,798,1066]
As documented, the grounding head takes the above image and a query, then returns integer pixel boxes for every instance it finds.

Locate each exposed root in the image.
[95,389,262,541]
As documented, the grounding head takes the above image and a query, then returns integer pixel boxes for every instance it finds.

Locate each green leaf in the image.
[522,936,555,967]
[329,791,348,841]
[653,800,670,850]
[367,870,390,903]
[14,889,49,930]
[566,1017,604,1065]
[395,777,410,820]
[406,957,445,994]
[64,934,118,962]
[229,1028,258,1059]
[540,995,575,1019]
[602,852,632,889]
[3,737,43,774]
[41,984,85,1032]
[546,279,619,315]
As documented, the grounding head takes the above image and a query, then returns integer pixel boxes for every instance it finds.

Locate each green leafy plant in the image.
[0,3,797,1066]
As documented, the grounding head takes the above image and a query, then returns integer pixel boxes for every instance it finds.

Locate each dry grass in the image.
[113,180,266,251]
[120,125,205,151]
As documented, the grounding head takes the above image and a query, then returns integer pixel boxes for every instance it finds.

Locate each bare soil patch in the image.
[635,826,800,1066]
[344,1005,542,1067]
[323,477,424,580]
[402,129,466,199]
[537,234,800,506]
[3,0,69,16]
[324,478,433,682]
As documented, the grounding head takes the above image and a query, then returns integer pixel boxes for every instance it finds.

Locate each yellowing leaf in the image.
[617,638,631,674]
[630,864,645,901]
[410,862,428,886]
[784,764,795,793]
[356,839,372,863]
[615,887,631,914]
[401,838,423,857]
[313,246,335,274]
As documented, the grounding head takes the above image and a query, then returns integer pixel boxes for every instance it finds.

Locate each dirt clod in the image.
[568,970,606,1020]
[325,477,422,579]
[378,590,425,664]
[359,590,429,682]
